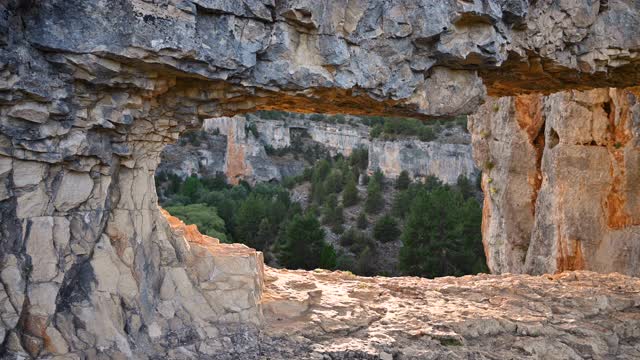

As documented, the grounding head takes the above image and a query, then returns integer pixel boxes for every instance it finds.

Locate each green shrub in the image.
[309,114,324,122]
[257,110,286,120]
[355,246,376,276]
[335,252,355,272]
[282,176,297,189]
[164,203,228,242]
[418,127,436,141]
[201,173,229,191]
[370,124,383,138]
[339,228,359,247]
[181,175,202,202]
[246,122,259,138]
[331,223,345,235]
[484,160,495,171]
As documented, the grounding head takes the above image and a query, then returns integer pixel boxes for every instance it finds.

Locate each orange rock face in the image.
[471,88,640,276]
[224,124,250,185]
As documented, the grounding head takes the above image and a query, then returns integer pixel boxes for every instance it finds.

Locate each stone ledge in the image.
[262,267,640,359]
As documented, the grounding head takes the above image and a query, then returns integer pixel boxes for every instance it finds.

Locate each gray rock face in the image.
[160,114,477,185]
[470,88,640,277]
[2,0,640,357]
[369,138,477,184]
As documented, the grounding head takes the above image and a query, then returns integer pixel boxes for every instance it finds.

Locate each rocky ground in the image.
[148,212,640,360]
[260,268,640,359]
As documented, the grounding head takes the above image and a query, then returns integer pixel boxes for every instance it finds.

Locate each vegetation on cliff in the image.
[253,110,469,142]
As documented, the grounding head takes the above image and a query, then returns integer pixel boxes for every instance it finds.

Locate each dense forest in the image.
[157,147,487,278]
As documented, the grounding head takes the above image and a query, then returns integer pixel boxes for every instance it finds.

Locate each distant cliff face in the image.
[369,139,477,184]
[159,114,478,185]
[470,88,640,277]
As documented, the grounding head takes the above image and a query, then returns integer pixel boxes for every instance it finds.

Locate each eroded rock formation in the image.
[470,88,640,276]
[2,0,640,357]
[159,114,477,185]
[263,268,640,359]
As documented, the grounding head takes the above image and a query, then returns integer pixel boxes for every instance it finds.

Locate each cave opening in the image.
[155,110,487,279]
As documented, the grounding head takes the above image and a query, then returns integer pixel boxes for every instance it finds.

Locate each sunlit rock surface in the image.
[263,268,640,359]
[470,88,640,276]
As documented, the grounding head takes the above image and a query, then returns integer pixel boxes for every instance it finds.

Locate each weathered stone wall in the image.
[369,138,477,184]
[470,88,640,276]
[2,0,640,357]
[160,114,477,185]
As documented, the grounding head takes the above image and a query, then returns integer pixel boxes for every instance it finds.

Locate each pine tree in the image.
[234,195,267,250]
[355,246,376,276]
[181,175,202,202]
[356,212,368,229]
[342,175,359,207]
[396,170,411,190]
[324,169,344,194]
[365,179,384,214]
[256,218,273,248]
[373,168,385,189]
[456,174,474,200]
[319,243,337,269]
[398,186,486,278]
[373,214,400,242]
[322,194,341,225]
[277,214,327,270]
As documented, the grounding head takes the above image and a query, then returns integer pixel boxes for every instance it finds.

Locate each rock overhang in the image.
[2,0,640,358]
[11,0,640,120]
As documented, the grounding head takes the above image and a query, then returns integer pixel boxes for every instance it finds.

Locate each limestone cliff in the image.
[2,0,640,358]
[470,88,640,276]
[159,113,477,185]
[368,138,476,184]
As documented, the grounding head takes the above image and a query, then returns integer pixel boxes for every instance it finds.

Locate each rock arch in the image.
[1,0,640,357]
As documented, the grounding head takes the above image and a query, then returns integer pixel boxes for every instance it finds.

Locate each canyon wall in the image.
[159,114,478,185]
[2,0,640,358]
[470,88,640,276]
[369,139,476,184]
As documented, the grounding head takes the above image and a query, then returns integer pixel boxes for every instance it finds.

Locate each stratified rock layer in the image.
[159,114,477,185]
[262,268,640,359]
[470,88,640,276]
[2,0,640,357]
